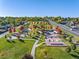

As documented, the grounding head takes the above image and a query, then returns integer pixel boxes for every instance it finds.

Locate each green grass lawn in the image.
[36,45,75,59]
[0,37,35,59]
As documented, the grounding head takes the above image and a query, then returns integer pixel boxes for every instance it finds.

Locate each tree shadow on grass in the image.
[12,41,16,43]
[7,40,16,43]
[7,40,12,43]
[75,51,79,55]
[70,53,79,59]
[18,39,25,43]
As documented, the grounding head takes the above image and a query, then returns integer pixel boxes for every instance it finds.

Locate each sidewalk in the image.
[36,42,45,47]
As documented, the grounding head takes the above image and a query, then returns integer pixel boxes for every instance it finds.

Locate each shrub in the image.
[72,44,76,50]
[66,46,71,53]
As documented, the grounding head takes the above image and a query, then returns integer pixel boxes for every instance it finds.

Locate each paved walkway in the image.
[31,40,39,59]
[36,42,45,47]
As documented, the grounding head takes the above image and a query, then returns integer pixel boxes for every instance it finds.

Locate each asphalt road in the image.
[47,19,79,36]
[0,31,9,38]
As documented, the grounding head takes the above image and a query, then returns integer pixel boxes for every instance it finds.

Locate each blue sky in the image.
[0,0,79,17]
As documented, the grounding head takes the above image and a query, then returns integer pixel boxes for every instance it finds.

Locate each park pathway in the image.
[31,40,39,59]
[36,42,45,47]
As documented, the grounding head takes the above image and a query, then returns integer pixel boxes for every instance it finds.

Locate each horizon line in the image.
[0,16,79,18]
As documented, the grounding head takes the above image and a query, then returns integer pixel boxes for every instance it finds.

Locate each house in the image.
[0,26,8,34]
[55,26,62,34]
[45,32,67,46]
[60,21,67,25]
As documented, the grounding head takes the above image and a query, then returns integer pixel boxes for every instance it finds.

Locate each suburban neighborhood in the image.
[0,16,79,59]
[0,0,79,59]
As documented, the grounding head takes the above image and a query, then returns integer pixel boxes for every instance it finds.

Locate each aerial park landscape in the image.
[0,0,79,59]
[0,16,79,59]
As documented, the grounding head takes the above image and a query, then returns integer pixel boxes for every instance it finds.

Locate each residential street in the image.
[0,32,9,38]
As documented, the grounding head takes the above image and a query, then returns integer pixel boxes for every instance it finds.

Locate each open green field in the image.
[36,45,75,59]
[0,37,35,59]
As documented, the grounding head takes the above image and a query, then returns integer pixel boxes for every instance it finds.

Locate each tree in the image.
[0,19,3,25]
[22,54,33,59]
[9,28,12,33]
[13,27,16,32]
[20,25,24,31]
[68,36,73,43]
[71,44,76,50]
[66,46,71,53]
